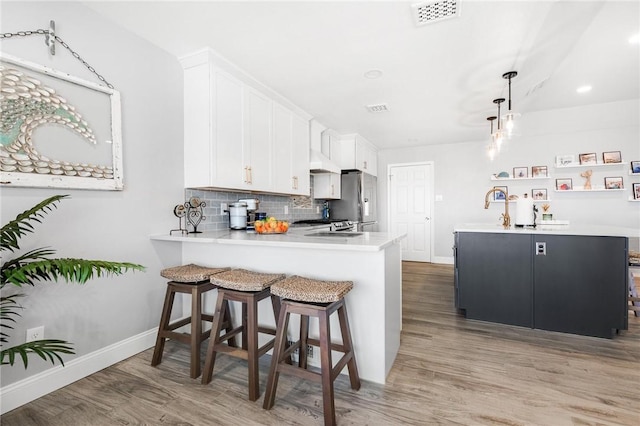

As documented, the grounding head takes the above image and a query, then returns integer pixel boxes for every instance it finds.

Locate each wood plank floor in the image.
[3,262,639,425]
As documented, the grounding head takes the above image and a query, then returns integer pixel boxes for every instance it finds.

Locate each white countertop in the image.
[454,223,639,238]
[150,229,406,252]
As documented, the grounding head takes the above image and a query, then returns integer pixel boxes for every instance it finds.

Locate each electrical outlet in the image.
[307,345,314,358]
[284,205,289,215]
[26,326,44,342]
[316,206,320,214]
[220,202,227,213]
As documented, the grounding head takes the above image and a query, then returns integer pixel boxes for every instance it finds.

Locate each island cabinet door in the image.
[455,232,533,327]
[533,235,628,338]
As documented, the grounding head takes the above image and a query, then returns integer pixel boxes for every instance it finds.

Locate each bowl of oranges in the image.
[254,217,289,234]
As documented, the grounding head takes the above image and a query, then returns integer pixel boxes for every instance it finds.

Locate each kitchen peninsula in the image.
[150,230,406,384]
[454,224,636,338]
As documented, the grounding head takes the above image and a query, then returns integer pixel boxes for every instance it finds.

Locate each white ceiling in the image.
[84,0,640,150]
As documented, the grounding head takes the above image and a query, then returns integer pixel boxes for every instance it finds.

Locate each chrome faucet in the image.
[484,188,511,229]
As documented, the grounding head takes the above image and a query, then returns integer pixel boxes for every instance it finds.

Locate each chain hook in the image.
[44,20,55,55]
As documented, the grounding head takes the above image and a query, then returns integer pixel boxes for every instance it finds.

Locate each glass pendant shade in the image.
[487,116,498,160]
[502,71,518,138]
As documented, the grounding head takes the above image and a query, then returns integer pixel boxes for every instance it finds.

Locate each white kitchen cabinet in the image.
[339,134,378,176]
[321,128,342,165]
[313,172,341,199]
[272,103,310,195]
[309,119,326,152]
[183,59,244,189]
[181,49,310,195]
[243,87,273,191]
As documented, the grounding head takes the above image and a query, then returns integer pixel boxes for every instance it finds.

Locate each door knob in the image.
[425,217,430,221]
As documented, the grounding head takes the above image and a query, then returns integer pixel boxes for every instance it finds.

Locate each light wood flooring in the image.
[2,262,639,425]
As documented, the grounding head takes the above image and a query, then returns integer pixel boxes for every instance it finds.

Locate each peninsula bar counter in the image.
[150,230,406,384]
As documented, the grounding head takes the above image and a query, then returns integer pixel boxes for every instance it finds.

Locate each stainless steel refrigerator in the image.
[329,170,377,231]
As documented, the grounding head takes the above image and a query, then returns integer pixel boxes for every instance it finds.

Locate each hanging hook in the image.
[45,20,55,55]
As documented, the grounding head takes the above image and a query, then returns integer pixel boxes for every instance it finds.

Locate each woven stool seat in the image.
[271,276,353,303]
[161,263,229,283]
[211,269,285,292]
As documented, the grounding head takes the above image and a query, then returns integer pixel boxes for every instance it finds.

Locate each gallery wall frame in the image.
[0,52,123,190]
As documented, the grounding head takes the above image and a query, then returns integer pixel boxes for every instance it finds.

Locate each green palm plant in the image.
[1,194,145,368]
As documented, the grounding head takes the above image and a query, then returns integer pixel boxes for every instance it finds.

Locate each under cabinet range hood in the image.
[309,149,340,174]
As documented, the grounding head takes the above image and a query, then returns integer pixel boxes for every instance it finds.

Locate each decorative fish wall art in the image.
[0,53,123,190]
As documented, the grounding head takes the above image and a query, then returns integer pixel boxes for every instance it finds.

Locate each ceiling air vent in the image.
[412,0,461,26]
[367,103,390,113]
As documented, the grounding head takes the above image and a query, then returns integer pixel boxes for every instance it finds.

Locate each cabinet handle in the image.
[249,167,252,184]
[363,160,368,169]
[244,166,249,183]
[292,176,298,190]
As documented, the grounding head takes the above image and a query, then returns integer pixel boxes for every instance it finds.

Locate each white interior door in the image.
[389,163,432,262]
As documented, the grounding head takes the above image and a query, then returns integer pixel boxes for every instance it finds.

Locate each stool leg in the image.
[299,314,309,369]
[151,285,176,367]
[201,291,227,385]
[263,303,291,410]
[270,294,292,365]
[241,303,248,350]
[222,299,237,348]
[337,302,361,391]
[247,295,259,401]
[190,285,203,379]
[318,310,336,426]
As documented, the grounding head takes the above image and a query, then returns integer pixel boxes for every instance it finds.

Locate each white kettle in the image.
[515,194,537,227]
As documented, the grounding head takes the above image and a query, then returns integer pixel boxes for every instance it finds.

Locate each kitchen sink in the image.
[305,232,363,238]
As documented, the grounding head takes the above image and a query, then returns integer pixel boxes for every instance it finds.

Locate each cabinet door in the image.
[272,103,293,193]
[313,173,341,199]
[355,135,377,176]
[212,70,244,189]
[291,113,310,195]
[243,88,272,191]
[184,62,212,187]
[533,235,628,338]
[456,232,533,327]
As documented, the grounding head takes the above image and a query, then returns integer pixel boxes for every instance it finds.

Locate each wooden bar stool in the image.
[151,264,235,379]
[201,269,285,401]
[263,276,361,426]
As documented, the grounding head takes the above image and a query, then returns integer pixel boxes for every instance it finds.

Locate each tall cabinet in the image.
[180,49,310,195]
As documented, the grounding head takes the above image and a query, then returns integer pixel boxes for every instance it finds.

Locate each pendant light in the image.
[487,116,498,160]
[492,98,505,151]
[502,71,519,138]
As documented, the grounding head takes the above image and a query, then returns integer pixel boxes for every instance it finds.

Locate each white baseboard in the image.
[0,328,157,415]
[432,256,454,265]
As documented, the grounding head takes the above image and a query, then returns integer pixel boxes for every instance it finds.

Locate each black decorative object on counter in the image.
[185,197,206,233]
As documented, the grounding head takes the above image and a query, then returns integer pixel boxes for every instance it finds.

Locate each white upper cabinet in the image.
[313,172,341,199]
[243,87,273,192]
[273,103,310,195]
[180,49,310,195]
[339,134,378,176]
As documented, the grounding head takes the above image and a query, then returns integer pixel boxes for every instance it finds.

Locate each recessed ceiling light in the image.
[364,69,383,79]
[576,85,592,94]
[629,33,640,44]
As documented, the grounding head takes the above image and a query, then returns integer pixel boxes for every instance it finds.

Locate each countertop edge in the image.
[453,223,639,238]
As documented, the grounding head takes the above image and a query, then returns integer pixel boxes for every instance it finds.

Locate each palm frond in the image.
[2,258,145,287]
[0,294,24,343]
[0,339,75,368]
[0,195,68,253]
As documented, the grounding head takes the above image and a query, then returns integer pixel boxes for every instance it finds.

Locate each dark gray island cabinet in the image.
[454,228,629,338]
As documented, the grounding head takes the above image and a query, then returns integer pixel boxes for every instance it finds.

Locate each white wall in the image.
[0,1,183,388]
[378,99,640,261]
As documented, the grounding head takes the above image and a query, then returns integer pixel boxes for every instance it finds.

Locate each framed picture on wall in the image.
[556,178,572,191]
[604,177,623,189]
[0,52,123,191]
[493,186,508,201]
[633,183,640,200]
[532,189,547,200]
[602,151,622,164]
[513,167,528,178]
[556,155,575,166]
[579,152,597,165]
[531,166,548,177]
[631,161,640,174]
